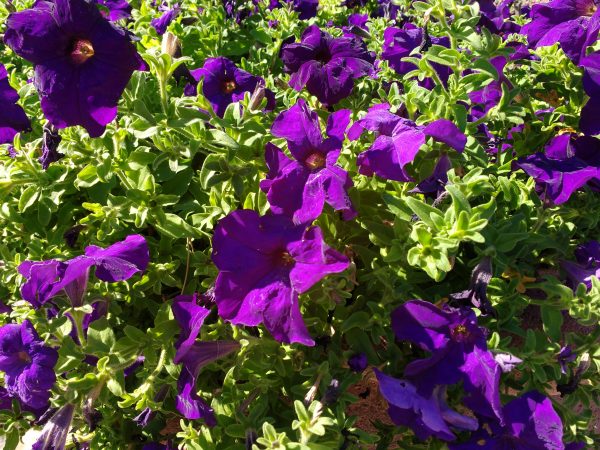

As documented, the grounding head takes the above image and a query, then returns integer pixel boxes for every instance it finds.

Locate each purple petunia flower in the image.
[187,57,275,117]
[0,64,31,144]
[522,0,600,64]
[449,256,496,316]
[222,0,259,23]
[579,51,600,135]
[133,384,169,428]
[375,0,400,19]
[32,403,75,450]
[342,13,370,39]
[281,25,375,105]
[4,0,147,138]
[348,103,466,181]
[261,100,355,224]
[477,0,521,35]
[348,352,368,372]
[449,391,563,450]
[212,210,349,345]
[391,300,503,421]
[151,3,180,35]
[376,371,478,441]
[514,133,600,205]
[39,125,64,170]
[269,0,319,20]
[19,234,149,308]
[382,25,451,89]
[557,345,577,374]
[94,0,132,21]
[561,240,600,289]
[0,320,58,410]
[172,294,239,424]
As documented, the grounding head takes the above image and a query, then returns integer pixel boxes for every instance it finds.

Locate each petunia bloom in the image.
[561,240,600,289]
[19,234,149,308]
[0,320,58,410]
[94,0,132,21]
[391,300,503,421]
[261,100,355,224]
[513,133,600,205]
[521,0,600,64]
[212,210,349,345]
[449,256,496,316]
[376,371,478,441]
[269,0,318,20]
[382,25,451,89]
[348,104,466,181]
[449,391,563,450]
[4,0,147,137]
[172,294,239,424]
[281,25,375,105]
[188,57,275,117]
[0,63,31,144]
[579,51,600,135]
[222,0,259,23]
[39,125,64,170]
[151,3,180,35]
[32,403,75,450]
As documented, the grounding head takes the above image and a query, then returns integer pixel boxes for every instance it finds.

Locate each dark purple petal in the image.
[0,64,31,144]
[85,234,149,282]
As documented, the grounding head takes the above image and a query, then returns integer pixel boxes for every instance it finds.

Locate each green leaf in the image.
[404,197,444,230]
[18,186,39,213]
[87,318,116,355]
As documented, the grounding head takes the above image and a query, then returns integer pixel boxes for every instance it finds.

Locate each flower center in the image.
[17,351,31,363]
[450,324,470,342]
[577,0,597,16]
[305,152,326,170]
[70,39,95,64]
[222,80,237,93]
[315,46,332,64]
[278,251,295,267]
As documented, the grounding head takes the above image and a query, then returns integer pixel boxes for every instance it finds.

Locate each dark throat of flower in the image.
[305,152,326,170]
[70,39,95,64]
[578,0,598,16]
[222,80,237,94]
[17,351,31,363]
[315,47,332,64]
[450,324,471,342]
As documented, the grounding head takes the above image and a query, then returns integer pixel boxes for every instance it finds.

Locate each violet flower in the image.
[391,300,503,421]
[19,234,149,308]
[222,0,259,23]
[348,103,466,181]
[261,100,356,224]
[95,0,132,21]
[561,240,600,289]
[39,125,64,170]
[0,320,58,410]
[134,385,169,428]
[514,133,600,205]
[269,0,318,20]
[409,153,452,200]
[382,25,451,89]
[477,0,521,35]
[521,0,600,64]
[212,210,349,345]
[579,50,600,135]
[557,346,577,374]
[151,3,180,35]
[172,294,240,424]
[0,63,31,144]
[376,371,478,441]
[281,25,375,105]
[4,0,147,137]
[187,57,275,117]
[348,353,367,372]
[32,403,75,450]
[449,256,496,316]
[449,391,563,449]
[342,14,370,39]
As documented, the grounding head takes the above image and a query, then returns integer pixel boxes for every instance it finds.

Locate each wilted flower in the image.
[557,345,577,374]
[32,403,75,450]
[281,25,375,105]
[0,63,31,144]
[172,294,239,424]
[95,0,132,21]
[19,234,149,308]
[494,353,523,373]
[348,104,466,181]
[391,300,502,420]
[348,353,367,372]
[514,133,600,205]
[449,392,563,449]
[4,0,147,137]
[187,57,275,117]
[375,371,478,441]
[212,210,349,345]
[133,385,169,428]
[561,240,600,289]
[39,125,64,170]
[0,320,58,410]
[449,256,496,316]
[151,3,180,35]
[261,100,356,224]
[522,0,600,64]
[222,0,259,23]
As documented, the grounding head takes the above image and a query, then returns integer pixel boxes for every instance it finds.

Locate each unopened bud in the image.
[161,32,182,58]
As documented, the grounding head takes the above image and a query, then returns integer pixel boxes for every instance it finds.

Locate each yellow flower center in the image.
[305,152,326,170]
[223,80,237,93]
[70,39,95,64]
[278,251,295,267]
